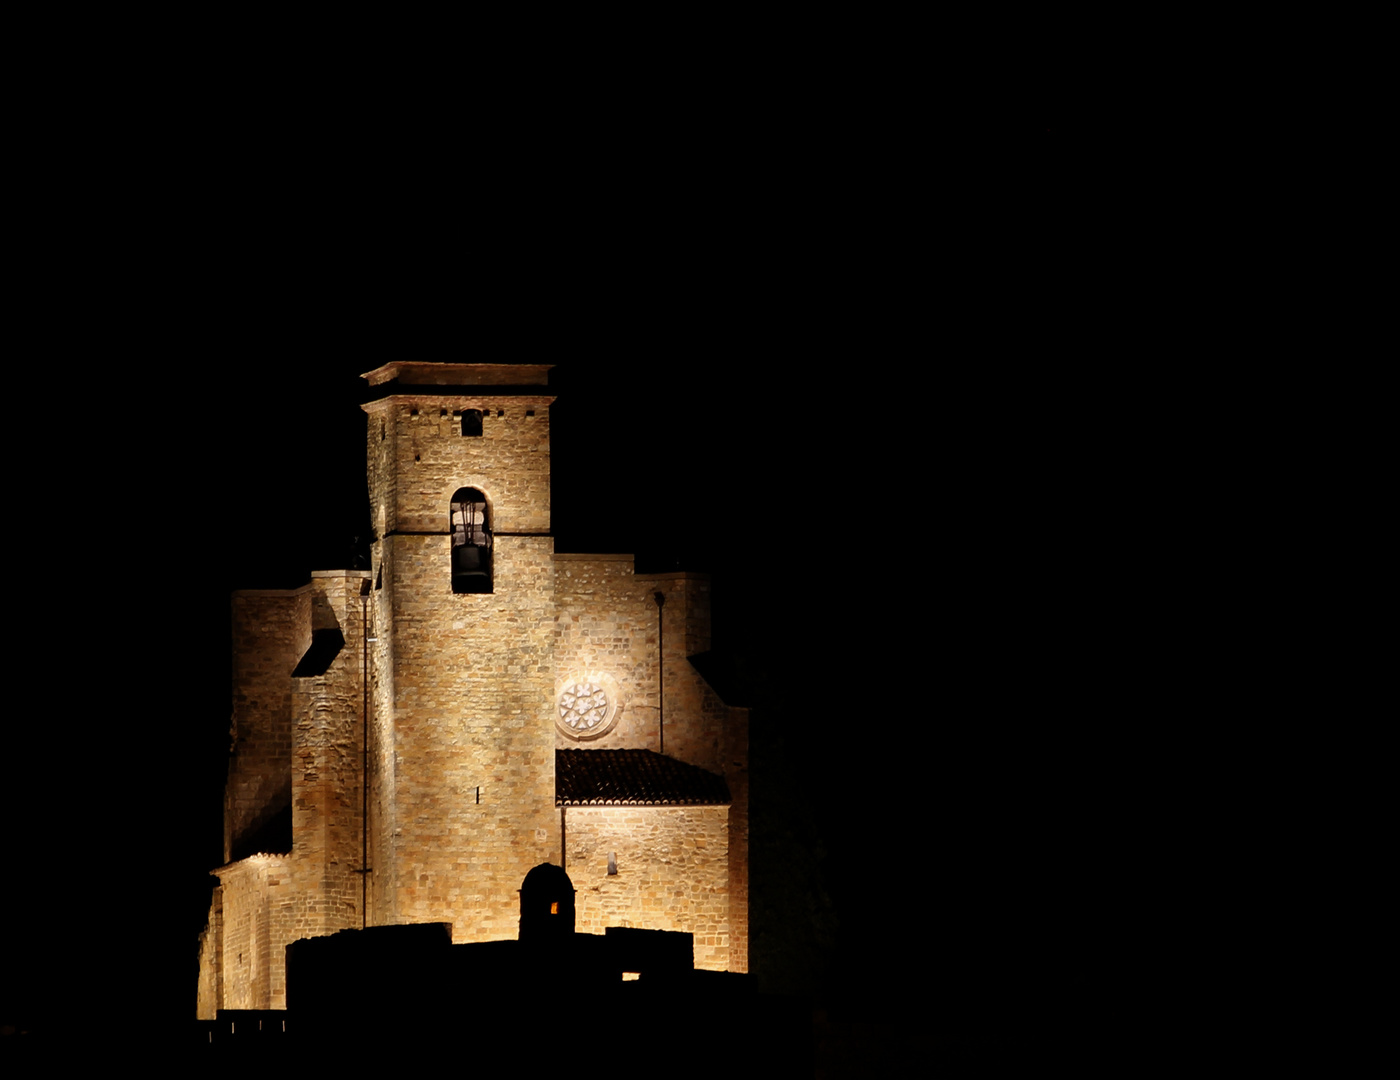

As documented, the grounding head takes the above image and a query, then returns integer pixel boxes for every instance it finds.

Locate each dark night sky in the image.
[4,96,1108,1048]
[3,363,888,1026]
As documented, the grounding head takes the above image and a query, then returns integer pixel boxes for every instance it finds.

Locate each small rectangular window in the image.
[462,409,483,437]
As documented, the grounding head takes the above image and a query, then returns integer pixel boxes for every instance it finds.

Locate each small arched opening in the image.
[450,487,492,594]
[519,863,576,943]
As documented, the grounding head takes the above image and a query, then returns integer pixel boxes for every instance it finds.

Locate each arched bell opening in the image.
[450,487,492,594]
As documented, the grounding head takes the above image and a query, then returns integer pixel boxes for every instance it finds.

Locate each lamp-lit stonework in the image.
[556,672,622,740]
[197,364,749,1019]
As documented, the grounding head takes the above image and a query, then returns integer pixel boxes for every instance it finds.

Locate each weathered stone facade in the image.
[565,805,732,970]
[198,364,748,1019]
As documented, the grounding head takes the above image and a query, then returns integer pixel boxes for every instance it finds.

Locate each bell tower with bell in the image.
[361,363,558,942]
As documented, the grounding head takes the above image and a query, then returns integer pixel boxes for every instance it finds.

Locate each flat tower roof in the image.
[362,363,553,387]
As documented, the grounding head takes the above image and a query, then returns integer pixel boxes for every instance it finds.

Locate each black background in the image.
[3,47,1112,1054]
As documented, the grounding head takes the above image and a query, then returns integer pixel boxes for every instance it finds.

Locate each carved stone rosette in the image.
[555,671,623,741]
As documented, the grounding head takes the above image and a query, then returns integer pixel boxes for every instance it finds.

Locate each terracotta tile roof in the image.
[556,749,731,807]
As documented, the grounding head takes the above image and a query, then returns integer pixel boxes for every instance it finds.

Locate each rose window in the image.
[555,674,621,740]
[559,681,609,731]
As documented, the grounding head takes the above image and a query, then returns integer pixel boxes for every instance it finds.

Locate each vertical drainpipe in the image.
[360,578,372,929]
[654,591,665,756]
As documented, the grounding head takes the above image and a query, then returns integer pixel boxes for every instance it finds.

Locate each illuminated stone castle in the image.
[197,364,748,1017]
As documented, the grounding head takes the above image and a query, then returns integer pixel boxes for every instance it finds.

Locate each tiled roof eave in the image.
[555,796,727,807]
[555,748,732,807]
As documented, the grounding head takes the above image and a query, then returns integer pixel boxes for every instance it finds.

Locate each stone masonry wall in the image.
[226,590,309,862]
[364,396,553,537]
[289,571,370,946]
[565,805,731,971]
[196,886,223,1020]
[553,564,726,773]
[640,572,723,774]
[368,537,398,930]
[215,855,287,1011]
[553,555,661,750]
[206,373,751,1019]
[364,393,558,944]
[208,573,372,1016]
[382,532,558,942]
[554,561,747,971]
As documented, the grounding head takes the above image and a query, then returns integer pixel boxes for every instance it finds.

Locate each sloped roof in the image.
[556,749,730,807]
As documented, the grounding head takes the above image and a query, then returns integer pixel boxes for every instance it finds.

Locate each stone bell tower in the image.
[361,363,558,942]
